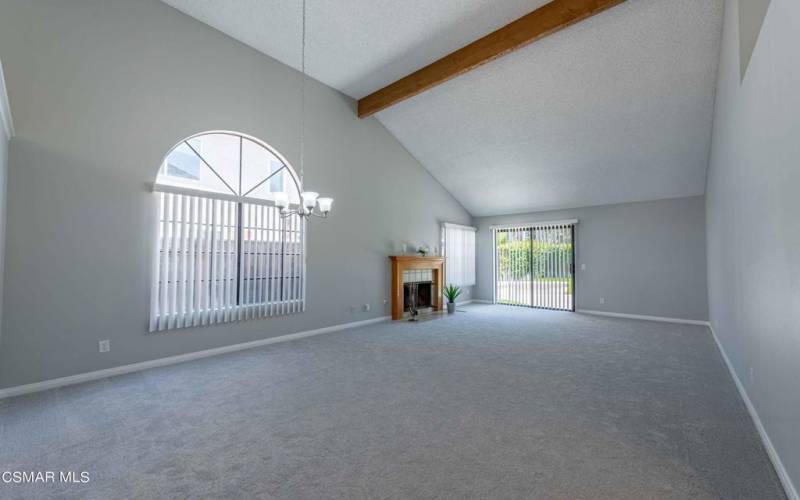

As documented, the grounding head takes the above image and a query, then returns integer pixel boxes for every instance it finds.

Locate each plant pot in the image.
[447,302,456,314]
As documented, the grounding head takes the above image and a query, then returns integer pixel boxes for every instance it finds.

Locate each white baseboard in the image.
[471,299,494,304]
[577,309,710,326]
[455,299,473,306]
[0,315,390,400]
[707,325,798,500]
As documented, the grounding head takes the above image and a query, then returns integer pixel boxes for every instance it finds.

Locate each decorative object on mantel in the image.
[389,256,445,320]
[276,0,333,220]
[417,246,428,257]
[443,284,462,314]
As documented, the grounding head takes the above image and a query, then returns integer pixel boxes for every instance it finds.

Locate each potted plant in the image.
[443,284,461,314]
[417,246,428,257]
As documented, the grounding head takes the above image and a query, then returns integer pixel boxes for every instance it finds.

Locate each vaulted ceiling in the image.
[161,0,724,216]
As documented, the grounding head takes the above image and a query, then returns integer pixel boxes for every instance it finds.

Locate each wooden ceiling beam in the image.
[357,0,626,118]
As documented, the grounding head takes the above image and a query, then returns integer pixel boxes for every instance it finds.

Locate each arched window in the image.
[150,131,305,332]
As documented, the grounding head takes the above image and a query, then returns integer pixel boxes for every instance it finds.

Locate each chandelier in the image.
[278,0,333,219]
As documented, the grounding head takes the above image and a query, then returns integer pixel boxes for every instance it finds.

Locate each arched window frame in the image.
[150,131,306,332]
[153,130,303,206]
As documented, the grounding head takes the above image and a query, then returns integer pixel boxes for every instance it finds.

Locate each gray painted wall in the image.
[0,0,472,389]
[738,0,772,79]
[475,196,708,321]
[706,0,799,491]
[0,119,7,345]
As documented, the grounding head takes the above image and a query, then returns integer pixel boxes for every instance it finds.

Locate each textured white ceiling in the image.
[160,0,548,99]
[161,0,723,216]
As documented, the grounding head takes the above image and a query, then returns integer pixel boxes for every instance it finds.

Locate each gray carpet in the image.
[0,305,786,499]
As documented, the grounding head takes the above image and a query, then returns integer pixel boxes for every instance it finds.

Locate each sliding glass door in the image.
[494,223,575,311]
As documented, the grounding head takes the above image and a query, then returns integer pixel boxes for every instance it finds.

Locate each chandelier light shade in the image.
[274,192,289,210]
[301,191,319,212]
[317,197,333,214]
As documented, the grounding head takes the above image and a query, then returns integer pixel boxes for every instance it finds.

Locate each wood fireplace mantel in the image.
[389,256,445,320]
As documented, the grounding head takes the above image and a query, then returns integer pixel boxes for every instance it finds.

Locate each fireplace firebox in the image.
[404,281,433,311]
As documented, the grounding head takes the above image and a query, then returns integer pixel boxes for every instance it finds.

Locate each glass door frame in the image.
[491,221,577,312]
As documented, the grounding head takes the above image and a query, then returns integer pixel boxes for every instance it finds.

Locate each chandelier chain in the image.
[278,0,330,220]
[300,0,306,187]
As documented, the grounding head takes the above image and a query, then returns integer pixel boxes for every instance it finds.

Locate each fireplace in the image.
[404,281,433,311]
[389,256,445,320]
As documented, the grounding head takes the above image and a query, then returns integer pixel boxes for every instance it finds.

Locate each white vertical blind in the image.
[495,226,533,307]
[150,192,305,331]
[493,222,575,311]
[442,223,477,287]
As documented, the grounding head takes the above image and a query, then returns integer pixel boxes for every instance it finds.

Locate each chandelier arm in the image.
[279,208,329,219]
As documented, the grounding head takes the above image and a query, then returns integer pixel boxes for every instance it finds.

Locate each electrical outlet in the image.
[98,340,111,353]
[599,297,605,304]
[581,263,586,271]
[363,303,370,312]
[383,299,388,305]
